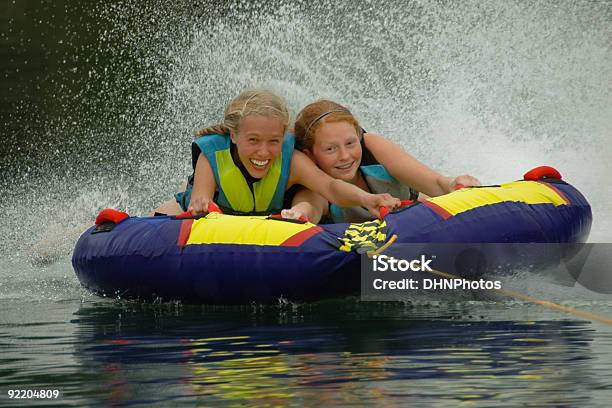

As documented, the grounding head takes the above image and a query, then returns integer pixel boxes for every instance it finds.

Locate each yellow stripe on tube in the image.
[186,213,314,246]
[427,181,568,217]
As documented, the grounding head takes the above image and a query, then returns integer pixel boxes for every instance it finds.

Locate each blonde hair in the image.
[196,89,290,137]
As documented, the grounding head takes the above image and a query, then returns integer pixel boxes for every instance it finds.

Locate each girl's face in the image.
[231,115,285,178]
[306,121,362,182]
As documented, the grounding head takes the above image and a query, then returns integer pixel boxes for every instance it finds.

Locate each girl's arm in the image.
[282,187,328,224]
[364,133,480,196]
[288,151,399,218]
[188,153,218,214]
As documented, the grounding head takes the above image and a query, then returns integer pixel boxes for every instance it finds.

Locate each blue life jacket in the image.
[176,133,294,215]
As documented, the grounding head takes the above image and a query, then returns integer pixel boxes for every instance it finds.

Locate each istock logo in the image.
[372,254,433,272]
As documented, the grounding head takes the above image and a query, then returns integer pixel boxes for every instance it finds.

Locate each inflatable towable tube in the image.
[72,167,591,304]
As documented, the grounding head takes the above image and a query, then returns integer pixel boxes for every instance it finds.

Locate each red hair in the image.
[294,100,361,151]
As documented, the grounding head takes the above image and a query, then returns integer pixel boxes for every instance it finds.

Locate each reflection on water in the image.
[56,301,611,406]
[1,298,611,406]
